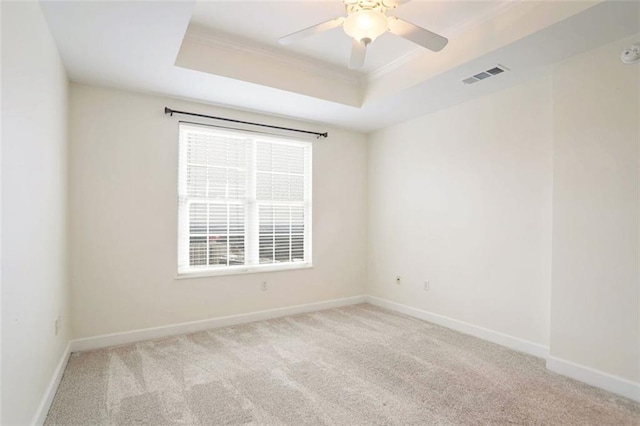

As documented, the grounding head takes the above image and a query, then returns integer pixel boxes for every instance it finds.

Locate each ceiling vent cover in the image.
[463,65,509,84]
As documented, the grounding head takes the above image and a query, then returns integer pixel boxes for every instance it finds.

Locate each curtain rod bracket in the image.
[164,106,327,139]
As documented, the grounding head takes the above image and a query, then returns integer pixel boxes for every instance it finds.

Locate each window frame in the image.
[176,123,313,279]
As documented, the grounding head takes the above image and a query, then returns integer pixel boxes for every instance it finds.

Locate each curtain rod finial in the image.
[164,107,173,116]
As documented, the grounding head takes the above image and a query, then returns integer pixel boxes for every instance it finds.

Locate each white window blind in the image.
[178,123,312,276]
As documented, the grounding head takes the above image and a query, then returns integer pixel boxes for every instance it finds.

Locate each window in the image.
[177,123,312,276]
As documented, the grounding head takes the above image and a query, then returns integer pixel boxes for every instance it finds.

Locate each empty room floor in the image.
[46,304,639,425]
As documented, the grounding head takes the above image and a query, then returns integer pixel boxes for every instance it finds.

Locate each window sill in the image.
[175,263,314,280]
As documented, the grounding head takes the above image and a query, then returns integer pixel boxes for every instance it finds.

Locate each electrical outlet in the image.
[424,281,430,291]
[395,276,401,285]
[261,281,268,291]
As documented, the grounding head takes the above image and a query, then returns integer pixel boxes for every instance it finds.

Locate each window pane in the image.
[207,167,227,199]
[292,235,304,262]
[229,204,244,235]
[272,174,289,201]
[256,172,272,200]
[209,204,228,235]
[290,175,304,201]
[274,234,290,263]
[227,169,245,199]
[272,144,289,173]
[189,203,207,234]
[256,142,307,202]
[229,235,245,265]
[189,236,207,266]
[289,145,305,174]
[187,135,208,165]
[258,204,274,264]
[227,141,246,168]
[259,205,273,233]
[256,142,272,171]
[259,234,274,264]
[291,206,304,234]
[257,203,309,265]
[208,236,227,265]
[187,166,207,198]
[207,137,228,167]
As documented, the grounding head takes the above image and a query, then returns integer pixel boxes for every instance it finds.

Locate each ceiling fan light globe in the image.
[343,10,388,44]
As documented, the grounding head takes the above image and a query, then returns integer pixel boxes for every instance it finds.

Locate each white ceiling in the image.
[39,0,640,133]
[190,1,510,74]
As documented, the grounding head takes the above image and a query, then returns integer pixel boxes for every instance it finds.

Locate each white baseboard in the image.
[32,341,71,426]
[546,356,640,402]
[367,296,640,402]
[70,295,366,352]
[365,296,549,359]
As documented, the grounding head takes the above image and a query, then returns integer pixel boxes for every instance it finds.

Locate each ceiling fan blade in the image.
[349,39,367,70]
[387,17,448,52]
[279,17,344,45]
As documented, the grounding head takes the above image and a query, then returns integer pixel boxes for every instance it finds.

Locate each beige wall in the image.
[68,84,368,338]
[367,75,554,346]
[367,33,640,386]
[1,2,70,424]
[550,34,640,382]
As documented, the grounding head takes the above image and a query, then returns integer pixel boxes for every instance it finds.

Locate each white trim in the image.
[185,25,362,86]
[442,0,523,40]
[70,296,366,352]
[176,263,314,280]
[32,342,71,426]
[366,296,640,401]
[546,356,640,402]
[366,1,524,82]
[366,48,425,82]
[365,296,549,359]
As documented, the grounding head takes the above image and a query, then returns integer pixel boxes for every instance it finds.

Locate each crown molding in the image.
[445,0,524,39]
[366,48,424,82]
[185,24,364,88]
[366,0,524,83]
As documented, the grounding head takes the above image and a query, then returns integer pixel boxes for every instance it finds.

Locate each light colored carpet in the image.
[46,304,639,425]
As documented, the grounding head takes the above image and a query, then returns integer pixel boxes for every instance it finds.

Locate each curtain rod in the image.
[164,107,328,139]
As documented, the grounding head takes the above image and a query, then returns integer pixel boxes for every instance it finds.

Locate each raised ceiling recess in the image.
[41,0,640,131]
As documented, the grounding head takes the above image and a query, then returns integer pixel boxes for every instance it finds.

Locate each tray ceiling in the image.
[39,0,640,132]
[189,1,510,74]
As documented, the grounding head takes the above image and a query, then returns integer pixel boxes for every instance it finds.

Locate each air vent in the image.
[463,65,509,84]
[473,72,491,80]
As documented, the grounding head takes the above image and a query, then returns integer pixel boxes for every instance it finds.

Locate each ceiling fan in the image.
[278,0,448,70]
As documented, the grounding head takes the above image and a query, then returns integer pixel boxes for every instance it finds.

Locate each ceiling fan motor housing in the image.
[343,1,390,44]
[345,0,388,14]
